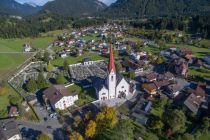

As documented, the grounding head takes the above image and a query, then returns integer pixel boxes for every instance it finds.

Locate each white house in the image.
[43,85,78,110]
[60,52,67,58]
[23,44,32,52]
[94,46,131,101]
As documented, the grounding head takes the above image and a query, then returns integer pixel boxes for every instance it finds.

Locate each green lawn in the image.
[52,52,106,67]
[189,67,210,78]
[166,43,210,57]
[82,33,100,40]
[0,54,30,79]
[0,37,54,52]
[199,39,210,47]
[68,84,96,107]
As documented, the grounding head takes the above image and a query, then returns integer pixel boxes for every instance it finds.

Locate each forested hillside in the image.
[42,0,107,17]
[102,0,210,18]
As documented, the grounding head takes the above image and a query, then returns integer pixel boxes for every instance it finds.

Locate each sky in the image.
[15,0,116,6]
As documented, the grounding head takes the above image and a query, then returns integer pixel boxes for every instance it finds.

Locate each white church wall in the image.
[116,78,130,98]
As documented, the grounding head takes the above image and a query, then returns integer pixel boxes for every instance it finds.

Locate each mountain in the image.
[41,0,107,17]
[0,0,41,16]
[102,0,210,18]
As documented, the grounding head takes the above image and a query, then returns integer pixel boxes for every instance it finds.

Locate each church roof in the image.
[108,45,116,73]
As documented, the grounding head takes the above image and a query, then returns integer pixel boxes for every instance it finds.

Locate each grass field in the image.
[0,54,30,79]
[82,33,100,40]
[166,44,210,57]
[52,52,107,67]
[189,67,210,77]
[0,32,57,79]
[0,37,54,52]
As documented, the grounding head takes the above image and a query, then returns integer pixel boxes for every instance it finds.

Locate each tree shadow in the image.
[52,128,69,140]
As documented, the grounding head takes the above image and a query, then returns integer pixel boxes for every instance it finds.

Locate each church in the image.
[94,45,130,101]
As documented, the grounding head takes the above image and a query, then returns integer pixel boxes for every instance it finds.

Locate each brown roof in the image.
[188,85,206,97]
[142,83,157,92]
[184,92,205,113]
[154,80,170,88]
[164,72,174,79]
[43,85,77,104]
[145,72,157,81]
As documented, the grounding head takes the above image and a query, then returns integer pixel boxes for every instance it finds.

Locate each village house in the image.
[163,83,182,98]
[131,97,152,125]
[169,58,188,77]
[82,58,95,66]
[9,106,19,117]
[142,83,158,95]
[0,118,22,140]
[121,59,144,74]
[43,85,78,110]
[184,83,206,114]
[143,72,158,82]
[23,43,32,52]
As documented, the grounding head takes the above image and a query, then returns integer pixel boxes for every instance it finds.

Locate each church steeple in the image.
[108,45,116,73]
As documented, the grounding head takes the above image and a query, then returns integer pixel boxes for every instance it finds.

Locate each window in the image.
[111,76,114,81]
[121,86,124,89]
[102,93,106,95]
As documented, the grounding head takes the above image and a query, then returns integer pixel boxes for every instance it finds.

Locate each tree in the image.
[178,133,195,140]
[156,56,165,65]
[128,72,135,79]
[85,120,97,138]
[43,51,50,63]
[96,107,118,129]
[56,73,66,84]
[113,50,119,58]
[26,79,37,92]
[36,133,51,140]
[8,95,22,105]
[69,132,84,140]
[37,72,48,89]
[165,109,186,133]
[150,120,164,130]
[47,61,54,72]
[63,59,69,72]
[200,117,210,134]
[111,119,134,140]
[115,62,122,72]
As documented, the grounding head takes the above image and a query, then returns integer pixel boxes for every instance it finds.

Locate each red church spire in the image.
[108,44,116,73]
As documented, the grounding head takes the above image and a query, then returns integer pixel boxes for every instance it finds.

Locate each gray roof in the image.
[0,118,20,140]
[43,85,77,105]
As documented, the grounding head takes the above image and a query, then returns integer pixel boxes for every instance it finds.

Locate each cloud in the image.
[99,0,117,5]
[15,0,53,6]
[15,0,117,6]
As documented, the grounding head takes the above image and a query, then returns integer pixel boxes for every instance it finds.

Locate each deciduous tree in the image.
[26,79,37,92]
[85,120,97,138]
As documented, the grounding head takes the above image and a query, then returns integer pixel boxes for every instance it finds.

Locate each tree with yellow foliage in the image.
[96,106,118,129]
[69,132,84,140]
[85,120,97,138]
